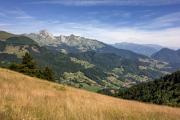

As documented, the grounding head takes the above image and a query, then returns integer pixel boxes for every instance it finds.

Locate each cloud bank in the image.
[33,0,180,6]
[1,5,180,48]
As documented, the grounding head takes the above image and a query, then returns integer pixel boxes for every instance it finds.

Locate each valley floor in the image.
[0,68,180,120]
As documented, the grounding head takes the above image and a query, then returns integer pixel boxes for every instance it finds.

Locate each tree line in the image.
[118,71,180,107]
[9,52,54,81]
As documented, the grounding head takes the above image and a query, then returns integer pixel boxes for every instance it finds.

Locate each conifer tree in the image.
[43,67,54,81]
[22,52,36,69]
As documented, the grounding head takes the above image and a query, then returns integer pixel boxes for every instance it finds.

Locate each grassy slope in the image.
[0,31,14,40]
[0,68,180,120]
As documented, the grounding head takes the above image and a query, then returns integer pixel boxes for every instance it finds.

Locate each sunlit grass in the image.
[0,68,179,120]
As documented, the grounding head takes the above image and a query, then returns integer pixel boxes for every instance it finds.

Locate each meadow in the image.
[0,68,180,120]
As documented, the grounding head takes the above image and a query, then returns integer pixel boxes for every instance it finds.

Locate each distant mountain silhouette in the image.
[152,48,180,71]
[112,42,163,56]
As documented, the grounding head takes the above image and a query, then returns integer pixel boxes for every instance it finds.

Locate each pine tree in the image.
[9,52,55,82]
[22,52,36,69]
[43,67,54,81]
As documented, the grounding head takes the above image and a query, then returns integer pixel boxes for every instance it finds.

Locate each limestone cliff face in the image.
[26,30,105,52]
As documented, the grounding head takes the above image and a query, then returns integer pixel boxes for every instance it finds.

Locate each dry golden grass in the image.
[0,68,180,120]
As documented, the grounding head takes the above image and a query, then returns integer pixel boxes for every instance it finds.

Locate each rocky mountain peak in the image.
[39,30,55,39]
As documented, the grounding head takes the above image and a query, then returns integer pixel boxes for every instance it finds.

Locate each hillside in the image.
[152,48,180,71]
[0,68,180,120]
[118,71,180,106]
[0,31,15,40]
[0,30,170,93]
[112,42,163,56]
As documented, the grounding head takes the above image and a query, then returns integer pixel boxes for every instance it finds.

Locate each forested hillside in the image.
[118,71,180,106]
[152,48,180,71]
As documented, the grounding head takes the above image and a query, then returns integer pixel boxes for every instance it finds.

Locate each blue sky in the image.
[0,0,180,48]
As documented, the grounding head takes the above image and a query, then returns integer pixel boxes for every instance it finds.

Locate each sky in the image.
[0,0,180,48]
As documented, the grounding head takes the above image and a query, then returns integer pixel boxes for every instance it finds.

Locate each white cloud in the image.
[0,8,34,20]
[0,23,12,26]
[135,12,180,29]
[32,0,180,6]
[2,19,180,48]
[93,27,180,48]
[1,8,180,49]
[2,14,180,48]
[15,20,180,48]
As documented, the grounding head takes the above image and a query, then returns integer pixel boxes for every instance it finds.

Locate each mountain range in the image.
[0,30,178,94]
[152,48,180,71]
[112,42,163,57]
[25,30,146,60]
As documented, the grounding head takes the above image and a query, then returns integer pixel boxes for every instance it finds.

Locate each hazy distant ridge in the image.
[112,42,163,56]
